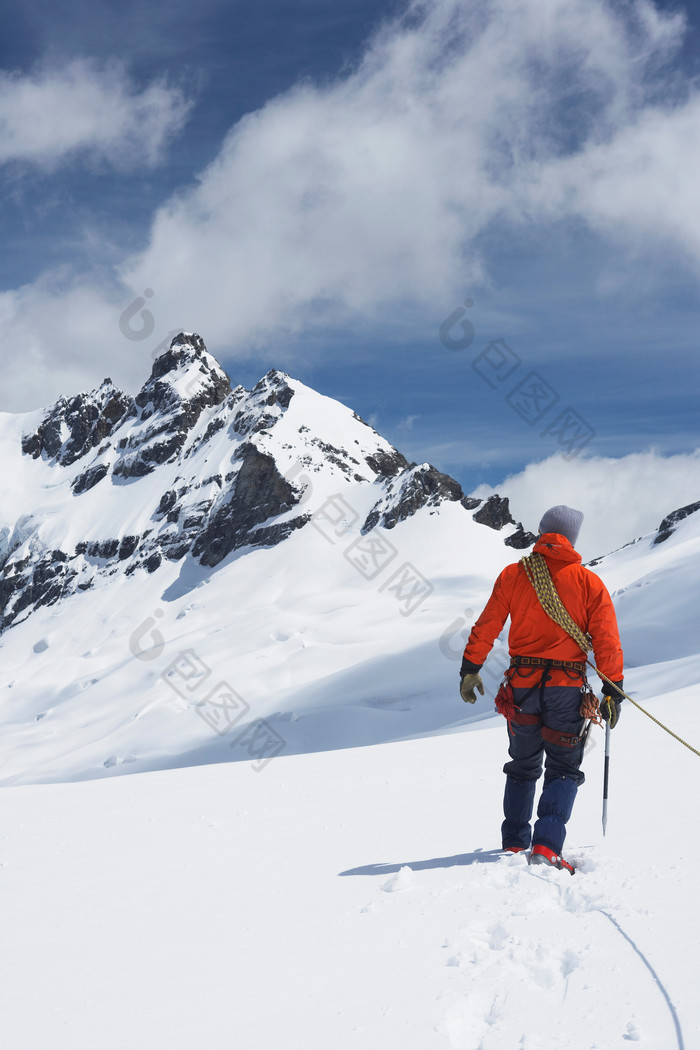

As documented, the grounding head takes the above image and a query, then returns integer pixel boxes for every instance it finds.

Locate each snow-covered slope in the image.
[1,335,699,1049]
[588,501,700,667]
[0,333,535,784]
[0,335,698,785]
[3,695,699,1050]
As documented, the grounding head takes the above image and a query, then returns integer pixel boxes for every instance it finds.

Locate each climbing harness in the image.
[494,656,591,748]
[520,552,700,759]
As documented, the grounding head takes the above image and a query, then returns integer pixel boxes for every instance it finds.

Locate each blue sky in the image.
[1,0,699,506]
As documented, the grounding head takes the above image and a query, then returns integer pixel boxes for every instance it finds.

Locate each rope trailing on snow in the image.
[521,553,700,759]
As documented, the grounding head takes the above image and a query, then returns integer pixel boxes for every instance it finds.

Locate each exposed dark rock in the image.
[471,494,534,547]
[363,464,463,532]
[505,525,537,549]
[365,448,410,478]
[472,495,515,531]
[22,381,133,466]
[162,541,192,561]
[227,372,295,440]
[653,500,700,545]
[309,437,362,477]
[118,535,140,560]
[192,443,305,567]
[0,549,81,630]
[461,496,482,511]
[145,553,162,573]
[254,369,295,410]
[470,491,537,546]
[86,539,120,560]
[182,503,211,531]
[72,462,110,495]
[112,432,185,478]
[156,490,178,518]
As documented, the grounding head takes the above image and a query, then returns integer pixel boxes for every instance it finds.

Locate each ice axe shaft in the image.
[602,721,611,836]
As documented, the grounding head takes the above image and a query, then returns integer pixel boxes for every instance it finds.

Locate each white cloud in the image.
[0,58,191,170]
[1,0,699,411]
[471,448,700,560]
[118,0,696,346]
[0,276,168,413]
[524,95,700,262]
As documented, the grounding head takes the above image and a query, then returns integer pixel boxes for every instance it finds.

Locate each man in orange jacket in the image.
[460,505,623,873]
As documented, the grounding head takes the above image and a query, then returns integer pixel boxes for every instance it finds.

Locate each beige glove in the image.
[460,673,484,704]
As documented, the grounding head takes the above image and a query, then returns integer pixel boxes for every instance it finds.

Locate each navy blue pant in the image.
[502,684,586,854]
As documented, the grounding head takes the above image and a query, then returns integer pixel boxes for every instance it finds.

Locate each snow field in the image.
[2,706,698,1050]
[0,498,523,784]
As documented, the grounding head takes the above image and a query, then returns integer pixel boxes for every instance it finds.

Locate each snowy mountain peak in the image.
[0,333,536,633]
[110,332,232,481]
[130,331,230,449]
[146,331,231,406]
[250,367,296,407]
[21,379,133,468]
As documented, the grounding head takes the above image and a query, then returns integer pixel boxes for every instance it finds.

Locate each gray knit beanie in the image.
[538,505,584,546]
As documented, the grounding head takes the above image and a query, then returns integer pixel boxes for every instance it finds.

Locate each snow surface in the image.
[3,700,699,1049]
[1,359,699,1047]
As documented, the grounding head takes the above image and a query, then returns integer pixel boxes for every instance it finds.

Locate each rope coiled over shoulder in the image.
[520,552,700,758]
[520,552,592,655]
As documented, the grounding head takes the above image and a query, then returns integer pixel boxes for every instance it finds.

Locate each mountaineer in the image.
[459,505,623,873]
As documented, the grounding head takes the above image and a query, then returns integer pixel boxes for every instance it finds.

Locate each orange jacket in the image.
[462,533,624,687]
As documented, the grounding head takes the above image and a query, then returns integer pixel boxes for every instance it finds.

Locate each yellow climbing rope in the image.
[521,553,700,759]
[521,552,592,655]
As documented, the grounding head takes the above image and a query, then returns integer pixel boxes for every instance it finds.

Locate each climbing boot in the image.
[530,844,575,875]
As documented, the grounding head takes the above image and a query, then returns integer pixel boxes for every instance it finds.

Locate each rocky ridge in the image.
[1,333,533,631]
[653,500,700,545]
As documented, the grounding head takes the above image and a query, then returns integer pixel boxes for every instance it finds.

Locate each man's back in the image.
[464,532,623,684]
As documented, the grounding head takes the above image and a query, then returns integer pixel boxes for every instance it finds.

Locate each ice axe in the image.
[602,720,611,836]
